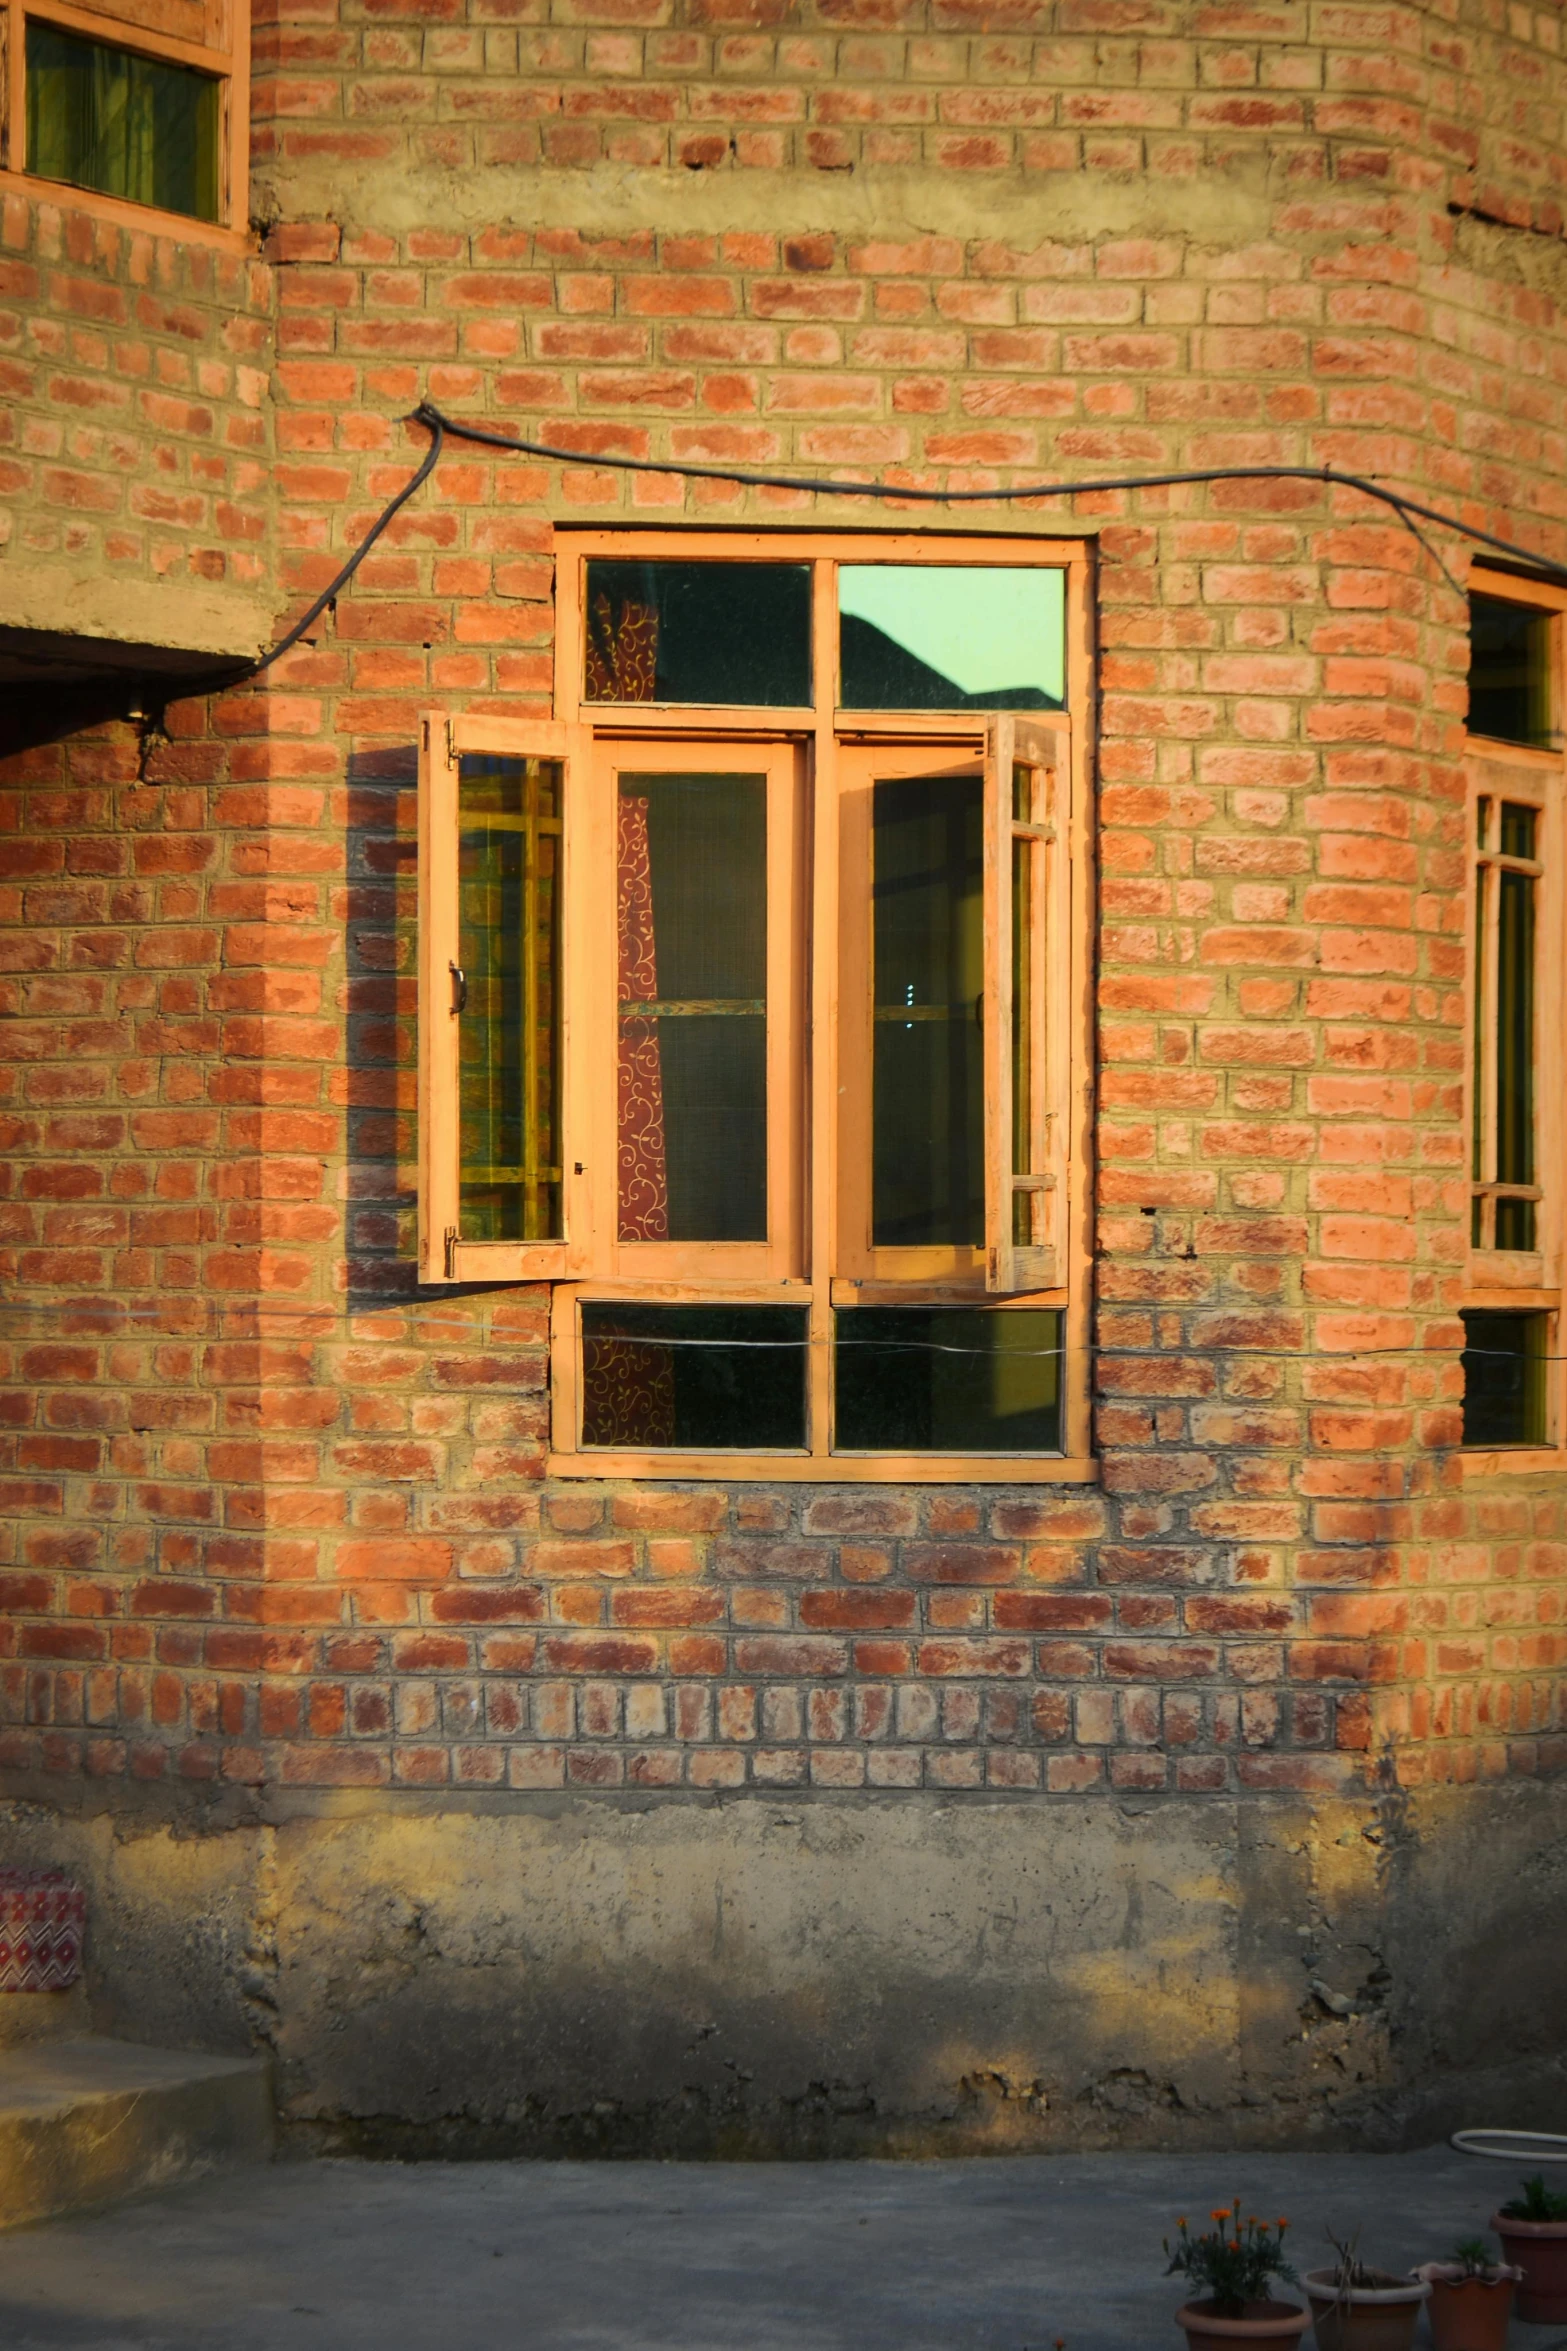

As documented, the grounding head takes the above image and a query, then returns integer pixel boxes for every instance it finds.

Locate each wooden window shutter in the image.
[983,712,1069,1295]
[418,713,581,1286]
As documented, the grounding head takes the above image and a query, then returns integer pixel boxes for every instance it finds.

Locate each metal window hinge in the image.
[444,1225,459,1280]
[449,961,466,1014]
[445,716,457,765]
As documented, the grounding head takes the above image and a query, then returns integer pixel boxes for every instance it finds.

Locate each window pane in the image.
[584,562,810,706]
[457,756,562,1242]
[834,1308,1062,1452]
[839,567,1065,711]
[1469,594,1556,749]
[26,20,220,222]
[1461,1311,1548,1447]
[872,772,984,1248]
[618,773,767,1242]
[581,1305,806,1449]
[1495,860,1536,1249]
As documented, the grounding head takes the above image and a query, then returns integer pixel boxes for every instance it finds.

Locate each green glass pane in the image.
[1469,595,1556,749]
[1012,830,1033,1193]
[1495,863,1535,1248]
[872,772,984,1248]
[584,562,810,706]
[1471,867,1485,1191]
[580,1305,806,1449]
[1461,1311,1548,1447]
[457,755,562,1243]
[26,20,220,222]
[840,566,1065,711]
[834,1308,1062,1452]
[617,772,767,1243]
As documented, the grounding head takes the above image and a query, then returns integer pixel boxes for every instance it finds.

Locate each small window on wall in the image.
[1470,594,1558,751]
[1461,1311,1549,1448]
[1463,570,1567,1462]
[9,0,246,230]
[419,535,1096,1482]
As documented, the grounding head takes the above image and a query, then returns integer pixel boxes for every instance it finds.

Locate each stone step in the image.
[0,2036,273,2228]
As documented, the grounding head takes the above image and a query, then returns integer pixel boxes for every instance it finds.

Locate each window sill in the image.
[548,1451,1098,1483]
[0,168,249,251]
[1460,1446,1567,1477]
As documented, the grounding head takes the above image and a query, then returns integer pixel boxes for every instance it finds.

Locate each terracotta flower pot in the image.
[1302,2269,1429,2351]
[1414,2265,1515,2351]
[1176,2298,1312,2351]
[1491,2212,1567,2324]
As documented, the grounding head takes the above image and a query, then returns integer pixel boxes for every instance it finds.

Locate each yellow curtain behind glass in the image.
[26,21,218,220]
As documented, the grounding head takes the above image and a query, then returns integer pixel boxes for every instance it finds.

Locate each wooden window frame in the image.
[1462,566,1567,1473]
[1,0,248,244]
[421,527,1096,1483]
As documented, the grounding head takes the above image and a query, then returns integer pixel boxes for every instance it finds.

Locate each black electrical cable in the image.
[238,410,445,679]
[234,398,1567,678]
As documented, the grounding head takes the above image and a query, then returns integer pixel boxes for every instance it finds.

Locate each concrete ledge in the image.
[0,2038,273,2229]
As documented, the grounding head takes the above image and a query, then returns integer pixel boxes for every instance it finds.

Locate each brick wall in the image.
[0,189,274,625]
[1,0,1566,1808]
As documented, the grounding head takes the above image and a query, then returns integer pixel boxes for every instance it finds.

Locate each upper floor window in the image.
[418,531,1094,1482]
[3,0,246,229]
[1462,571,1567,1453]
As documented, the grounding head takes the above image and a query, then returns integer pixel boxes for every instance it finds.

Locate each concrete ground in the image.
[2,2145,1563,2351]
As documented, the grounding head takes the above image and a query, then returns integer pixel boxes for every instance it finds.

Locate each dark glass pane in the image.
[581,1305,806,1449]
[27,21,220,222]
[1495,862,1535,1248]
[457,756,562,1242]
[1471,867,1485,1190]
[1461,1311,1547,1447]
[872,772,984,1248]
[1469,594,1556,749]
[618,772,766,1243]
[1500,801,1537,859]
[584,562,810,706]
[840,566,1065,711]
[834,1308,1062,1452]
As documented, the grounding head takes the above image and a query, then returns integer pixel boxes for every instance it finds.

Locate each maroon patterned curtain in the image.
[584,786,677,1445]
[586,593,658,701]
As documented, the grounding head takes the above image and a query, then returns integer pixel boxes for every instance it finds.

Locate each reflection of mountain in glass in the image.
[840,615,1063,711]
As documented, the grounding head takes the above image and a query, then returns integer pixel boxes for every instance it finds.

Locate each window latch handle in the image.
[449,961,467,1014]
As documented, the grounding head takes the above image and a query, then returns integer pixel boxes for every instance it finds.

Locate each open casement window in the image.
[1462,568,1567,1459]
[419,713,587,1286]
[988,715,1068,1295]
[4,0,248,233]
[420,530,1095,1480]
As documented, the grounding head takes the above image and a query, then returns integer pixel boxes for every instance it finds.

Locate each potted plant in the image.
[1164,2200,1309,2349]
[1414,2240,1520,2351]
[1302,2229,1430,2351]
[1492,2174,1567,2323]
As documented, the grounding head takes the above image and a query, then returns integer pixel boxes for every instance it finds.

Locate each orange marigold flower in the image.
[1211,2209,1229,2223]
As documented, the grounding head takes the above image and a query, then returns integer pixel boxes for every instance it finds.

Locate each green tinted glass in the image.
[27,20,220,223]
[457,756,562,1243]
[840,566,1065,711]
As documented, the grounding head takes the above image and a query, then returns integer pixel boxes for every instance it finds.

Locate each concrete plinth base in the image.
[0,2038,273,2228]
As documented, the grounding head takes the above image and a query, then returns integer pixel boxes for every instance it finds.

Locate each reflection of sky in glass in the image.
[838,567,1066,702]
